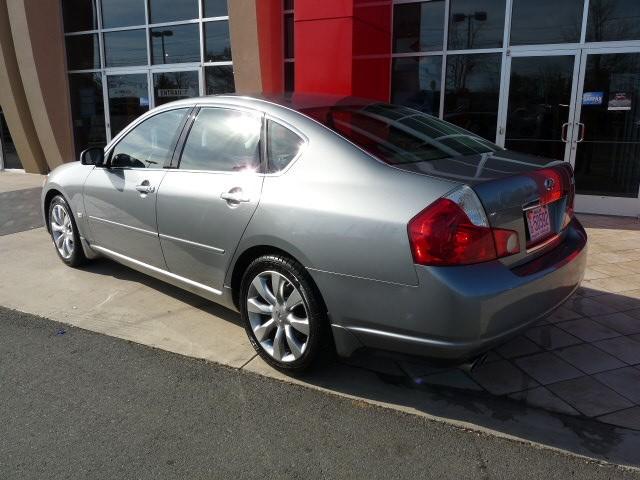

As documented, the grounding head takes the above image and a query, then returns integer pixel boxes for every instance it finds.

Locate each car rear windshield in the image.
[301,103,502,165]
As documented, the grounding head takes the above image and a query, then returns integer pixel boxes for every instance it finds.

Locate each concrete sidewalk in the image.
[2,171,640,468]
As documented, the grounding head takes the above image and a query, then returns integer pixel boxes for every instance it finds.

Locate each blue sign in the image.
[583,91,604,106]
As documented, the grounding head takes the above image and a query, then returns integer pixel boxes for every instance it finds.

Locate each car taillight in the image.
[408,185,520,266]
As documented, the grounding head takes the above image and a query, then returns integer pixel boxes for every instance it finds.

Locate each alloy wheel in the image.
[246,271,310,362]
[50,204,74,259]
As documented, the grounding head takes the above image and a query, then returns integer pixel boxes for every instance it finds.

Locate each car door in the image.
[156,106,264,291]
[83,107,190,268]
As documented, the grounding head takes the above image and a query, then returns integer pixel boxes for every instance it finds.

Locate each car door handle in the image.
[135,182,155,194]
[220,189,250,204]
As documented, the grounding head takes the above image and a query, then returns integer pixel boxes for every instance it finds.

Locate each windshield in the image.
[302,102,502,165]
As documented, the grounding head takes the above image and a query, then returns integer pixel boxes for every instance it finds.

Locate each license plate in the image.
[526,205,551,244]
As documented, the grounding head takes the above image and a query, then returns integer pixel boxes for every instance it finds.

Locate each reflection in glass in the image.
[204,0,229,18]
[574,53,640,198]
[303,103,500,166]
[204,21,232,62]
[65,34,100,70]
[153,71,199,106]
[285,62,295,92]
[151,25,200,65]
[111,109,188,168]
[284,14,294,59]
[180,108,262,172]
[101,0,145,29]
[505,56,574,160]
[444,53,501,140]
[148,0,198,24]
[205,66,235,95]
[68,73,106,156]
[587,0,640,42]
[0,109,22,169]
[393,1,445,53]
[104,30,147,67]
[510,0,583,45]
[448,0,505,50]
[267,121,303,172]
[392,56,442,116]
[107,74,149,137]
[62,0,98,32]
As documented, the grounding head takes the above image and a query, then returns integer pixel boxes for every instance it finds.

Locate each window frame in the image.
[264,116,308,175]
[104,105,194,170]
[174,105,266,174]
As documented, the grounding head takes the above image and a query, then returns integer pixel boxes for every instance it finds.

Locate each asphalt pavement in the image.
[0,307,637,479]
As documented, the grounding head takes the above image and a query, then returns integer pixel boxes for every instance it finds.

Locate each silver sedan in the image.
[42,95,587,372]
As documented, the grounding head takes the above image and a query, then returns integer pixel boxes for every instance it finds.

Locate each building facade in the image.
[0,0,639,216]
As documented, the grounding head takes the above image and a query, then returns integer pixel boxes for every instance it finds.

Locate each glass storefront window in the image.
[510,0,583,45]
[65,34,100,70]
[393,1,445,53]
[62,0,98,33]
[284,14,294,59]
[391,56,442,116]
[68,73,106,154]
[574,53,640,197]
[148,0,198,24]
[153,71,199,106]
[151,24,200,65]
[104,30,148,67]
[101,0,145,29]
[444,53,501,140]
[204,21,232,62]
[448,0,505,50]
[107,74,150,137]
[203,0,229,18]
[587,0,640,42]
[0,109,22,169]
[284,62,295,92]
[205,65,235,95]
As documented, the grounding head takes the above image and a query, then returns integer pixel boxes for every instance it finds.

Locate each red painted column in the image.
[294,0,392,101]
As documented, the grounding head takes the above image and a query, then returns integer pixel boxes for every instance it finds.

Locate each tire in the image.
[239,254,330,373]
[48,195,87,268]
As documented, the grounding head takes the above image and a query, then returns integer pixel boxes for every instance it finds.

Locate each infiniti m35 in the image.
[42,95,587,372]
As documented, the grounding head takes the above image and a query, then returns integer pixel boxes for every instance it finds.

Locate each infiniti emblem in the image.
[544,178,555,191]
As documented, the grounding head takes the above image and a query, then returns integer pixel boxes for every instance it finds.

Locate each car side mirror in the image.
[80,147,105,167]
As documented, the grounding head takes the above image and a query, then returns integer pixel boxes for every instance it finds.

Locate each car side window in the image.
[110,108,188,169]
[267,120,304,173]
[179,108,262,172]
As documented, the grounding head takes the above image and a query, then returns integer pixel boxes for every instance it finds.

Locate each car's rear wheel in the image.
[240,254,329,373]
[48,195,86,267]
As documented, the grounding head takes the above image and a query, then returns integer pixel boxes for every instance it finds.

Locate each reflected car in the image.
[41,95,587,372]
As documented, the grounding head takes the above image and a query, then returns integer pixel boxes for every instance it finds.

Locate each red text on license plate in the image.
[526,205,551,244]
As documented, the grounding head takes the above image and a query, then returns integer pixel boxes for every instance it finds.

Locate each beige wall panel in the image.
[0,0,47,173]
[7,0,74,170]
[228,0,262,94]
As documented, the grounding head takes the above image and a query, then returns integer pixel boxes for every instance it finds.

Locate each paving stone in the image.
[554,344,625,375]
[565,296,617,317]
[418,370,483,391]
[556,318,621,342]
[495,335,541,359]
[548,377,634,417]
[594,336,640,365]
[597,406,640,431]
[591,294,640,312]
[524,325,582,351]
[626,309,640,320]
[509,386,579,416]
[514,352,584,385]
[398,360,448,379]
[594,367,640,404]
[591,312,640,335]
[543,306,583,324]
[470,360,538,395]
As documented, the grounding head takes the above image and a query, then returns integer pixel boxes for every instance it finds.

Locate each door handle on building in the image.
[561,122,569,143]
[577,123,585,143]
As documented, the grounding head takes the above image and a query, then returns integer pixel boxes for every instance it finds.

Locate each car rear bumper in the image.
[317,218,587,361]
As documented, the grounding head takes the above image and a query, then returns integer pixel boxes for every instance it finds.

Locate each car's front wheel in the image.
[48,195,86,267]
[240,254,330,373]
